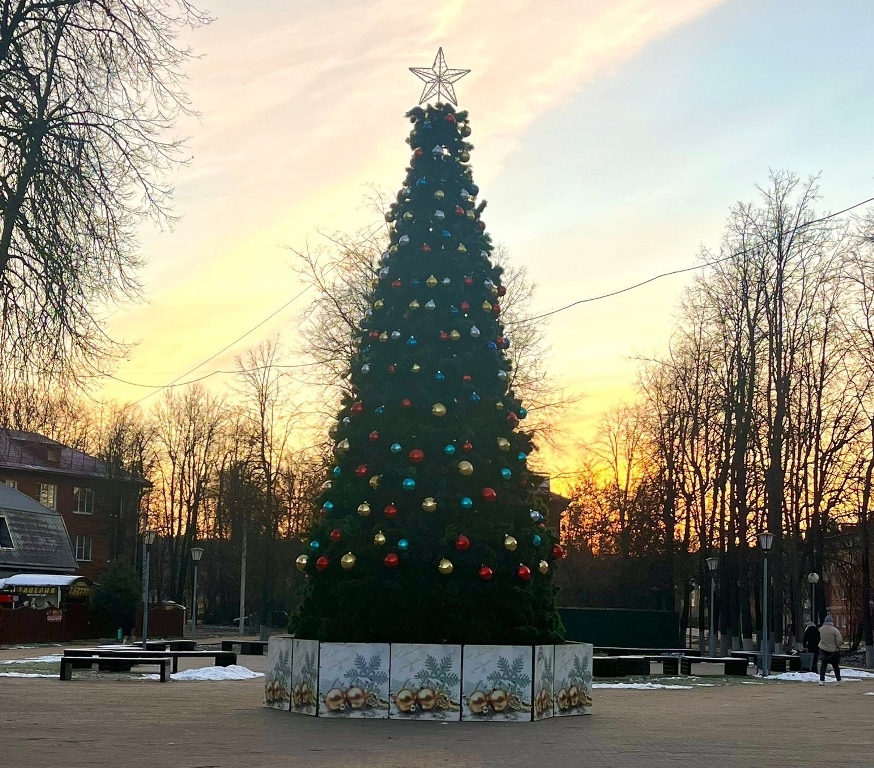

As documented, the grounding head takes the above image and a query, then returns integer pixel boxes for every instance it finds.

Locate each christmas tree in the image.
[291,56,565,646]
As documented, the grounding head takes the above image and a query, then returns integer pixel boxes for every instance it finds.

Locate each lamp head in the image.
[706,556,719,573]
[143,529,157,547]
[807,572,820,584]
[190,547,204,563]
[757,531,774,553]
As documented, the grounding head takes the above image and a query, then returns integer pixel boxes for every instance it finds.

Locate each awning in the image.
[0,574,94,597]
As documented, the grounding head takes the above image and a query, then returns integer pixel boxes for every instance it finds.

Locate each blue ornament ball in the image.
[309,540,320,550]
[398,538,409,551]
[470,392,481,403]
[519,407,528,419]
[411,278,421,288]
[444,444,456,456]
[403,478,416,491]
[460,496,473,509]
[332,467,342,477]
[441,229,451,238]
[416,177,427,186]
[487,341,498,351]
[407,337,418,346]
[323,501,334,511]
[533,534,542,547]
[517,452,527,462]
[500,468,512,480]
[434,371,445,381]
[375,406,385,415]
[390,443,402,453]
[529,510,544,523]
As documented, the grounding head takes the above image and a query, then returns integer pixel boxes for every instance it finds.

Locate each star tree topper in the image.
[409,47,470,106]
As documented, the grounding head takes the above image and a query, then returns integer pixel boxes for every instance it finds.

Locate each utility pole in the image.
[239,522,247,637]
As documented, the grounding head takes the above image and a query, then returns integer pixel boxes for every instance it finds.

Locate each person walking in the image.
[803,620,820,672]
[818,614,843,685]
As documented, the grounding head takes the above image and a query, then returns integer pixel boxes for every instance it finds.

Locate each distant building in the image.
[0,430,150,582]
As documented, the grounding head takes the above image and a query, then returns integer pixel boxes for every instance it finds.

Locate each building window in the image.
[0,517,13,549]
[37,483,57,509]
[73,487,94,515]
[75,535,93,562]
[2,479,16,490]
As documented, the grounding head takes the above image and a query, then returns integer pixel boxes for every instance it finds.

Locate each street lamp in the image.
[706,556,719,658]
[807,572,820,624]
[758,531,775,676]
[190,547,204,641]
[142,529,157,651]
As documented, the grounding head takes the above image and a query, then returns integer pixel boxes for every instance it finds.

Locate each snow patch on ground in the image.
[767,669,874,683]
[864,692,874,696]
[0,672,56,678]
[4,654,62,664]
[593,682,715,690]
[170,665,263,681]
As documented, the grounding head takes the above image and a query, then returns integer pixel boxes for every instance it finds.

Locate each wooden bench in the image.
[60,655,171,681]
[64,648,236,674]
[221,640,268,655]
[729,651,801,673]
[680,656,748,676]
[595,646,701,657]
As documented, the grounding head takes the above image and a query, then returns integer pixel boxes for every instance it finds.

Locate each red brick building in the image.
[0,430,149,582]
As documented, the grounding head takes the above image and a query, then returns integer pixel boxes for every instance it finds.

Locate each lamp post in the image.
[706,556,719,658]
[190,547,204,640]
[807,572,820,624]
[142,529,157,651]
[758,531,775,676]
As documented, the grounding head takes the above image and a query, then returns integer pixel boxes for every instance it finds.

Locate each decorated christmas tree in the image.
[290,50,565,646]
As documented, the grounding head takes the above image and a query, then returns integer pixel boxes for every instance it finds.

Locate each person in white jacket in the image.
[818,614,843,685]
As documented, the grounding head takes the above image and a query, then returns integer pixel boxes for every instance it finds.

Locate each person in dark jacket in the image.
[803,621,820,671]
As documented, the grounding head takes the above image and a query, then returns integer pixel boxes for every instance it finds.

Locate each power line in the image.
[517,194,874,324]
[130,284,312,405]
[112,191,874,396]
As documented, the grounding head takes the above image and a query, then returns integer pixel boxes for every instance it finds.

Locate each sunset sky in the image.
[101,0,874,487]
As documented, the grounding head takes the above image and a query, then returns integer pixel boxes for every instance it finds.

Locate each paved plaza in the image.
[0,644,872,768]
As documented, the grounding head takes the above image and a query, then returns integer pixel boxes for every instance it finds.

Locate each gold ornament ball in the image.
[328,425,338,437]
[489,688,509,712]
[434,189,445,200]
[369,475,381,489]
[409,299,420,310]
[504,535,518,552]
[324,687,346,711]
[336,438,350,453]
[459,151,470,162]
[374,531,387,546]
[417,686,437,710]
[411,363,421,373]
[449,330,460,341]
[481,301,492,311]
[374,299,384,310]
[538,560,549,575]
[379,331,388,342]
[357,502,371,517]
[346,685,367,709]
[370,278,380,289]
[467,690,489,714]
[295,554,309,572]
[394,688,416,712]
[438,558,454,575]
[340,552,357,570]
[495,401,505,411]
[431,403,447,417]
[497,437,510,451]
[458,460,474,476]
[426,275,438,288]
[422,497,437,512]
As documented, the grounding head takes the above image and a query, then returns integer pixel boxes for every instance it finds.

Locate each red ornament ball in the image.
[392,279,402,289]
[408,449,425,464]
[387,365,396,374]
[355,464,368,477]
[369,431,380,442]
[422,243,432,253]
[492,303,501,315]
[552,544,566,559]
[454,206,464,216]
[369,330,379,339]
[462,374,472,383]
[384,553,399,568]
[440,331,449,341]
[350,402,363,415]
[401,398,412,409]
[462,441,473,452]
[481,487,497,503]
[460,301,470,312]
[497,285,507,297]
[414,147,424,157]
[445,113,457,124]
[478,220,486,230]
[456,535,471,551]
[384,504,398,518]
[517,564,532,581]
[330,528,342,542]
[316,556,329,572]
[479,566,493,581]
[464,276,474,286]
[506,412,519,426]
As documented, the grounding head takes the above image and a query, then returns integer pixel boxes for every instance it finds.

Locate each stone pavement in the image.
[0,650,872,768]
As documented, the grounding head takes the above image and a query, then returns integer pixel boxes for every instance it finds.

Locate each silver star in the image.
[409,47,470,106]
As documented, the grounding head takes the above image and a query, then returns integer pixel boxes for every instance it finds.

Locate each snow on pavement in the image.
[170,665,263,681]
[4,654,62,664]
[0,672,56,678]
[767,669,874,683]
[593,682,715,690]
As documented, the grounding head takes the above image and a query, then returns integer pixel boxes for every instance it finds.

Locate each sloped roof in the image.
[0,428,148,485]
[0,483,78,573]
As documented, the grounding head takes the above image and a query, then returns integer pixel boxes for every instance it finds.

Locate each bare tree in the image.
[0,0,209,383]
